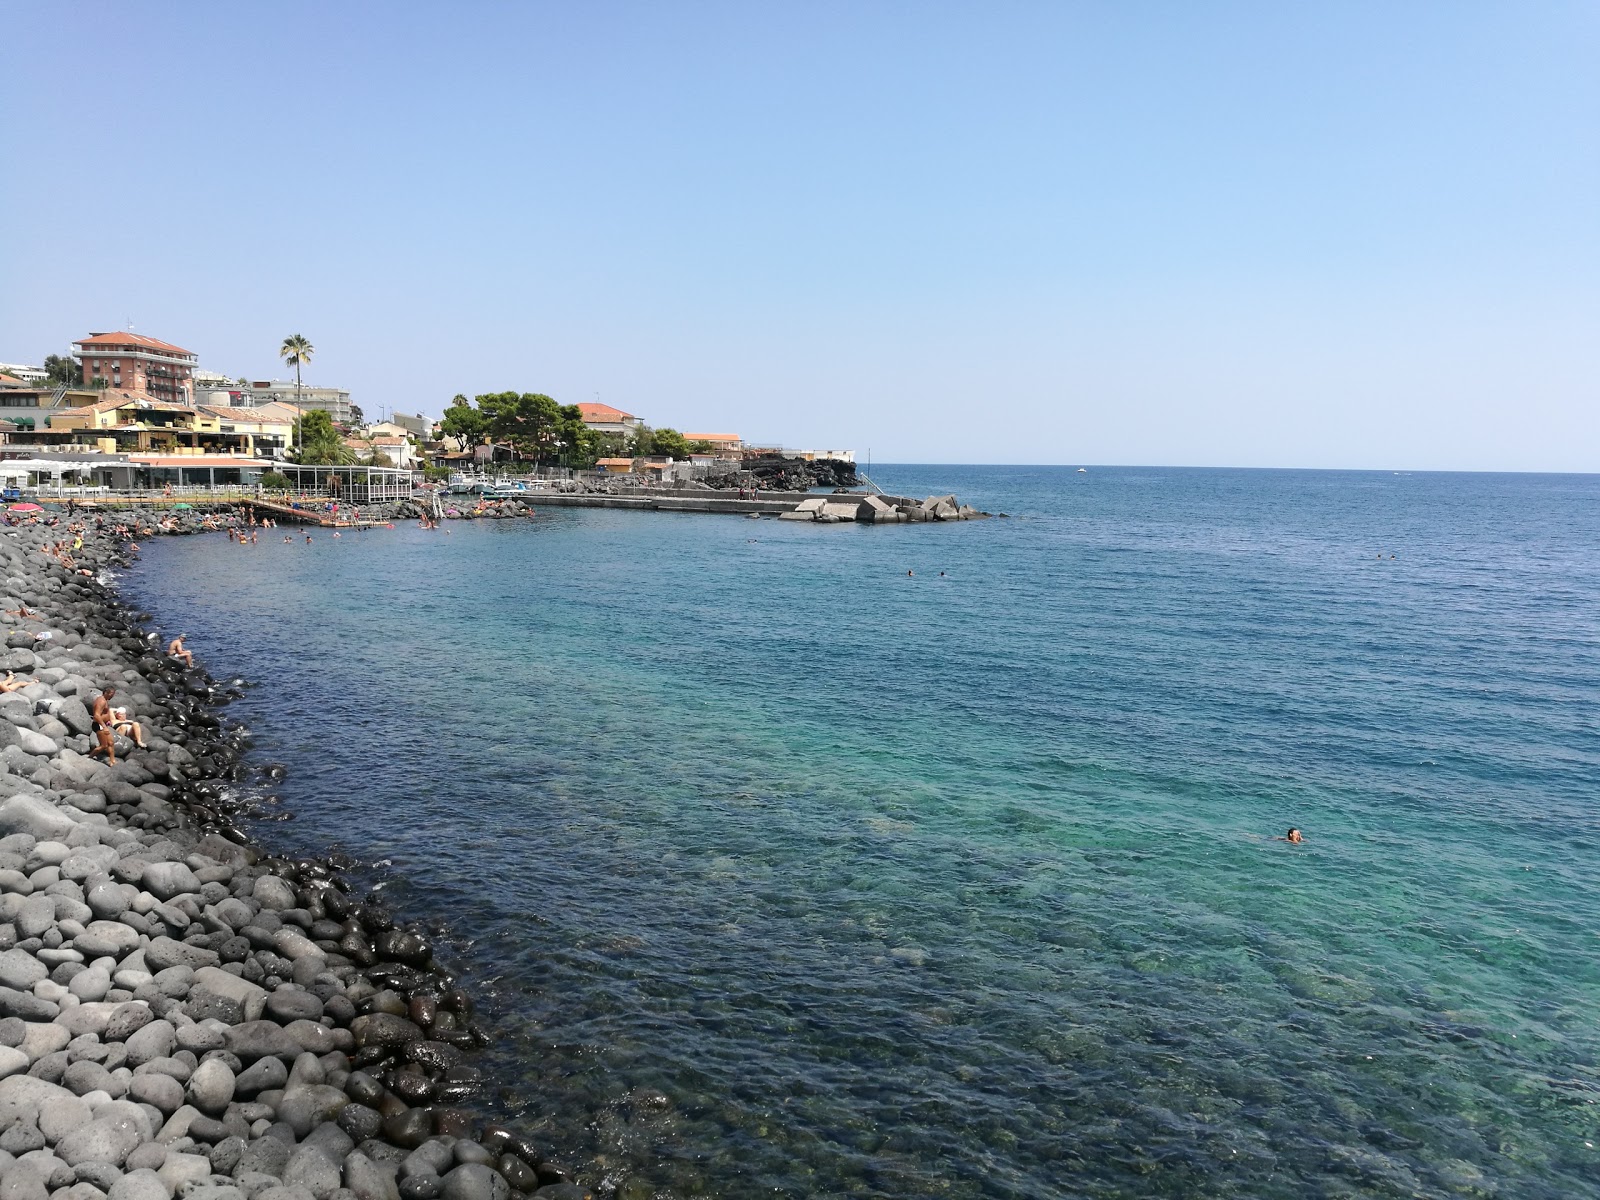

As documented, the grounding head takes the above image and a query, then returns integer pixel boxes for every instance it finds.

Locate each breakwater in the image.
[0,515,593,1199]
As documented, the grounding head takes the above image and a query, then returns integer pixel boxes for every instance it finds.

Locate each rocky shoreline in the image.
[0,514,593,1200]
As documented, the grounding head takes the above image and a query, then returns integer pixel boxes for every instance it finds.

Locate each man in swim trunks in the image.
[168,635,194,667]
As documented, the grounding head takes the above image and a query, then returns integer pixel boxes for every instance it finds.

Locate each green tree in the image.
[687,439,715,455]
[292,408,355,465]
[477,391,564,463]
[259,471,293,491]
[652,427,691,459]
[42,355,80,387]
[627,425,655,456]
[279,334,314,449]
[439,394,487,444]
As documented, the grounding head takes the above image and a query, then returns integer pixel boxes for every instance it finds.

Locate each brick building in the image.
[74,332,197,405]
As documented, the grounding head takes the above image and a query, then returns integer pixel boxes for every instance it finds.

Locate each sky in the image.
[3,2,1596,470]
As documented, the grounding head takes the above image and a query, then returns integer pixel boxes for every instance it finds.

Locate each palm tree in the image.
[279,334,314,452]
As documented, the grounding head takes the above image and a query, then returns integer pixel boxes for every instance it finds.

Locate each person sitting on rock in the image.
[108,705,148,750]
[168,635,194,668]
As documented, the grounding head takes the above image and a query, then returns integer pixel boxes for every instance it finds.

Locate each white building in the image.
[240,379,354,425]
[0,363,48,384]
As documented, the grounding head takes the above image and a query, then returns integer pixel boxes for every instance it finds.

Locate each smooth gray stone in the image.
[72,923,140,959]
[234,1055,287,1097]
[128,1071,184,1114]
[175,1022,223,1053]
[0,795,76,842]
[187,968,266,1025]
[73,1159,123,1191]
[68,968,111,1002]
[157,1149,212,1192]
[275,1083,348,1138]
[140,862,200,902]
[235,1135,291,1179]
[187,1189,245,1200]
[0,1159,49,1200]
[0,1116,45,1154]
[37,1089,92,1141]
[300,1123,352,1163]
[399,1143,454,1180]
[263,990,322,1023]
[0,1074,79,1129]
[0,987,56,1021]
[122,1019,175,1066]
[222,1022,301,1063]
[438,1164,509,1200]
[106,1168,167,1200]
[0,1044,24,1078]
[0,1016,20,1047]
[86,883,129,921]
[54,1113,144,1167]
[15,894,54,939]
[343,1153,400,1200]
[61,1059,119,1097]
[187,1058,235,1114]
[149,967,195,1000]
[0,949,47,990]
[250,878,296,913]
[124,1144,166,1172]
[208,1135,247,1176]
[143,939,218,973]
[258,1189,318,1200]
[283,1145,340,1200]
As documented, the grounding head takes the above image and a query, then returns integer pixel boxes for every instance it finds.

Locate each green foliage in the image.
[292,408,355,465]
[421,465,452,482]
[367,450,394,467]
[652,428,691,459]
[627,425,655,456]
[259,471,293,491]
[687,439,715,454]
[439,395,487,444]
[43,355,79,387]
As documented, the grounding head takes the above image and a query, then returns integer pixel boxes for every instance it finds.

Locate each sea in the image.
[124,466,1600,1200]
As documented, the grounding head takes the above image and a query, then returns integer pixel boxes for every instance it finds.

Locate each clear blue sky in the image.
[4,2,1596,470]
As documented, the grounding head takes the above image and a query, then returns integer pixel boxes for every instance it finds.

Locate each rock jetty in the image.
[0,515,592,1200]
[778,493,989,523]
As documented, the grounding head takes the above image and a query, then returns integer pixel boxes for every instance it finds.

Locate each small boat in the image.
[1077,467,1087,473]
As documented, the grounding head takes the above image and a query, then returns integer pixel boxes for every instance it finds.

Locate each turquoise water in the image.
[128,467,1600,1199]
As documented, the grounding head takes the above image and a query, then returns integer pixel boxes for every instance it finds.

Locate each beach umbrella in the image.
[7,503,42,513]
[172,502,193,510]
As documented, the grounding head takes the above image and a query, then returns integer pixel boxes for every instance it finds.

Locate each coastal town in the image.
[0,333,987,525]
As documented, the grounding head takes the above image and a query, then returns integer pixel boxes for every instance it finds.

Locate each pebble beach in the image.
[0,511,586,1200]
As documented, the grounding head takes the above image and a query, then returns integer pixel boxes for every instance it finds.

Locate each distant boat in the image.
[1077,468,1087,473]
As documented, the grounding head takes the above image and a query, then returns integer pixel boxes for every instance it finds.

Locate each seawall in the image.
[0,513,593,1200]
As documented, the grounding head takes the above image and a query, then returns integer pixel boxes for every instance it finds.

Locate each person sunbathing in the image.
[108,706,148,750]
[0,671,37,693]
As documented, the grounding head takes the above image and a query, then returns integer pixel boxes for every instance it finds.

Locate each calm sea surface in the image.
[126,467,1600,1199]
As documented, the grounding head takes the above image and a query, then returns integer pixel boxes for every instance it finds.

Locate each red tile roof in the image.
[683,432,741,443]
[0,374,28,388]
[577,402,637,422]
[76,332,195,356]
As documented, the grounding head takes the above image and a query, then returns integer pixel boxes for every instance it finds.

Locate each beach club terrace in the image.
[46,392,271,457]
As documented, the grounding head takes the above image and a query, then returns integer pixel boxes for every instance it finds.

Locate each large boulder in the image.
[0,795,75,841]
[186,967,267,1024]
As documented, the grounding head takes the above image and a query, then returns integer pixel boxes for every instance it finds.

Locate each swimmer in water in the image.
[1278,827,1304,844]
[907,570,914,576]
